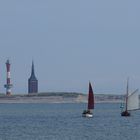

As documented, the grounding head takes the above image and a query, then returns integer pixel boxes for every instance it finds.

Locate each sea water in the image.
[0,103,140,140]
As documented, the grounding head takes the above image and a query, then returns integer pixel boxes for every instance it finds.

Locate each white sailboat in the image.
[121,79,139,117]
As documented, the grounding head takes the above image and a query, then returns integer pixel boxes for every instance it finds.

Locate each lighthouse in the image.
[4,59,13,95]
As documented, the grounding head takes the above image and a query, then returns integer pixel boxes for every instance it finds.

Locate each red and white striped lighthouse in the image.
[4,59,13,95]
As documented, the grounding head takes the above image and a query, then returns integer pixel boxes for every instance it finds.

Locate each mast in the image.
[125,78,129,111]
[88,82,94,110]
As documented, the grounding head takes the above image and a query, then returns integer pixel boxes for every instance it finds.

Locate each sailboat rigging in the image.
[121,79,139,117]
[82,82,94,118]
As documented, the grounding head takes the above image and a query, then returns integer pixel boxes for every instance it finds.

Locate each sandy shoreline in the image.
[0,96,123,104]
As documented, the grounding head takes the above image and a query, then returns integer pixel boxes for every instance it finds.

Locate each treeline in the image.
[26,92,84,98]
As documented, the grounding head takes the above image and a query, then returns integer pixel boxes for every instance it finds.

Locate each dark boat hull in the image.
[121,111,130,117]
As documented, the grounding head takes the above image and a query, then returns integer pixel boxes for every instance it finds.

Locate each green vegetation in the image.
[26,92,84,98]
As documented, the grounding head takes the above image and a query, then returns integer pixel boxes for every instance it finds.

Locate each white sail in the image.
[127,91,139,111]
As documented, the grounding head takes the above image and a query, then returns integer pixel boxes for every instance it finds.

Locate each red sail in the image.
[88,82,94,109]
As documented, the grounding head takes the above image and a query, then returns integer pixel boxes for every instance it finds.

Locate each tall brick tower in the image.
[28,61,38,94]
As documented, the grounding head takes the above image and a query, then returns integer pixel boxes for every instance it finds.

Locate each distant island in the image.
[0,92,125,103]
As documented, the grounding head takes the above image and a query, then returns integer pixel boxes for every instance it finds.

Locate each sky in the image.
[0,0,140,94]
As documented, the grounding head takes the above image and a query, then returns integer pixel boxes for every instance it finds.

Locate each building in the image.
[28,61,38,94]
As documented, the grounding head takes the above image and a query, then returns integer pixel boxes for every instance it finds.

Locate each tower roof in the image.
[6,59,10,64]
[29,61,37,81]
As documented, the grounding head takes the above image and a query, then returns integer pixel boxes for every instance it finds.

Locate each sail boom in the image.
[128,89,139,97]
[128,108,140,111]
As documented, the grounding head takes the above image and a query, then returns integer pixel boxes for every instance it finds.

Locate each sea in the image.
[0,103,140,140]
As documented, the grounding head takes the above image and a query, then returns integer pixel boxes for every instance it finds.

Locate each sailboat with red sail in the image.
[82,82,94,118]
[121,79,139,117]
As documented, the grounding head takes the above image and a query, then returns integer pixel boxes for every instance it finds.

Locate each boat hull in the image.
[121,111,130,117]
[82,113,93,118]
